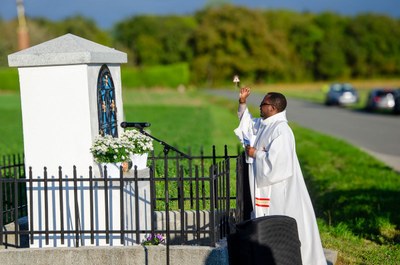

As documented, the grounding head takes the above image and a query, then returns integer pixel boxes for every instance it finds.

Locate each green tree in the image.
[0,20,17,66]
[345,14,400,78]
[313,12,349,80]
[114,15,196,66]
[0,16,128,66]
[3,8,400,84]
[191,5,291,85]
[262,11,318,81]
[32,15,113,47]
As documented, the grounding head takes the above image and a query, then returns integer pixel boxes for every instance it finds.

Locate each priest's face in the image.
[259,96,276,119]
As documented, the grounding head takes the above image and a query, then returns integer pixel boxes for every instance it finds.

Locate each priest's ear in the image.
[271,104,279,113]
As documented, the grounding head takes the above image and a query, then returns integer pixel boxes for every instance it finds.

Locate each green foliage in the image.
[313,13,350,79]
[121,63,190,88]
[114,15,196,66]
[141,233,165,245]
[0,20,18,66]
[31,15,114,47]
[191,5,292,85]
[345,14,400,78]
[0,68,19,91]
[287,13,323,78]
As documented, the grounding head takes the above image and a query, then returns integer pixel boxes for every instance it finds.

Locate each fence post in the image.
[119,166,125,246]
[209,165,216,247]
[200,147,206,209]
[225,145,231,236]
[179,165,185,243]
[58,166,65,245]
[73,166,80,247]
[29,167,33,245]
[195,165,200,241]
[134,167,140,244]
[163,148,171,265]
[13,167,19,247]
[212,146,218,209]
[188,147,193,209]
[104,166,110,245]
[44,167,49,246]
[0,167,3,246]
[89,167,94,245]
[149,159,156,237]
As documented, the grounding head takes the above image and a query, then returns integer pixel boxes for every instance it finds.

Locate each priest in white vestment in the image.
[234,88,327,265]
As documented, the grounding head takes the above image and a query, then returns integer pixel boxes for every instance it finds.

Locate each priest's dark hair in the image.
[266,92,287,112]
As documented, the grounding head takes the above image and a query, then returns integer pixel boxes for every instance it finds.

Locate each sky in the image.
[1,0,400,29]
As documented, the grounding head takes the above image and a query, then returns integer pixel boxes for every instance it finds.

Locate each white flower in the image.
[90,129,153,163]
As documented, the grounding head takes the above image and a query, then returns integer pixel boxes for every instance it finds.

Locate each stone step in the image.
[1,216,29,249]
[324,248,338,265]
[2,215,338,265]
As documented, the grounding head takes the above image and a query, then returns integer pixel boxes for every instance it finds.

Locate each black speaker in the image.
[227,215,302,265]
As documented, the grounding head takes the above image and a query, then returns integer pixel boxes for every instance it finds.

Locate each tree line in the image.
[1,4,400,86]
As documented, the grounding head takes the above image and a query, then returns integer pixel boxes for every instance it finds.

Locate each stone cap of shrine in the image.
[8,33,127,67]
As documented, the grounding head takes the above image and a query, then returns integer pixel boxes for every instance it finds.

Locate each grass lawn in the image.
[0,92,23,154]
[121,89,240,156]
[293,123,400,264]
[1,88,399,264]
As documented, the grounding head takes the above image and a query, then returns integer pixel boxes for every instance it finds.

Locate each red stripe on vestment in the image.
[255,197,270,208]
[255,203,270,208]
[255,197,270,201]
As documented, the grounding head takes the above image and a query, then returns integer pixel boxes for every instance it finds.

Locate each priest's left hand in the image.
[245,145,256,158]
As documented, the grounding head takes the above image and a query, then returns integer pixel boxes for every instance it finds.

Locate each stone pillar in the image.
[8,34,150,247]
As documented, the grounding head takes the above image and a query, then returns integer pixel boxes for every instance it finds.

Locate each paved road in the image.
[206,89,400,172]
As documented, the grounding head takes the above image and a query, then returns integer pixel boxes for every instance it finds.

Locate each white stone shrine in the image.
[8,33,151,247]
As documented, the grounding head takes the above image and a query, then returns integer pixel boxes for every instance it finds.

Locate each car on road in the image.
[365,88,397,112]
[324,83,359,106]
[393,89,400,114]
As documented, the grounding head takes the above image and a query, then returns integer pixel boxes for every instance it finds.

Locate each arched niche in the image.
[97,64,118,137]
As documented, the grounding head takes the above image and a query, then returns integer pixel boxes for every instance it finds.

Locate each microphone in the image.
[120,122,151,129]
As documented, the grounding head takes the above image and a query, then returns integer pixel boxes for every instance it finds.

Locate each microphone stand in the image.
[136,127,191,159]
[134,126,190,265]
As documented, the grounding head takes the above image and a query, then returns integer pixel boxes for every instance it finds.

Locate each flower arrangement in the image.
[141,233,165,246]
[90,129,153,163]
[120,129,153,155]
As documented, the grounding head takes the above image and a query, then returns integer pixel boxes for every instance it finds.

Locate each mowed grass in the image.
[121,89,240,156]
[1,88,400,264]
[292,123,400,264]
[0,92,23,154]
[0,89,240,156]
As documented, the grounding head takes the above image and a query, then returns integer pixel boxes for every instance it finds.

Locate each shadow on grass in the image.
[305,173,400,244]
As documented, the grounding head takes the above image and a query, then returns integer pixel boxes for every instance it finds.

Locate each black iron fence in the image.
[0,154,27,225]
[1,146,245,250]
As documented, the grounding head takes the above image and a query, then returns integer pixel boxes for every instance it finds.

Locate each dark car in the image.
[393,89,400,114]
[325,83,359,106]
[365,88,396,112]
